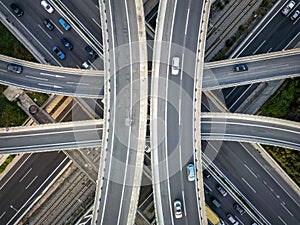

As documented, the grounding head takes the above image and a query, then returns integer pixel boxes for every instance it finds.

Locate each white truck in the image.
[282,1,296,15]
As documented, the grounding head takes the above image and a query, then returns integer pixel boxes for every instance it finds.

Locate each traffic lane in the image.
[95,0,139,223]
[180,0,204,54]
[238,3,299,56]
[1,0,100,68]
[203,54,300,90]
[255,16,300,54]
[203,172,254,225]
[201,119,300,150]
[0,124,103,153]
[227,83,258,112]
[0,152,67,224]
[60,0,103,43]
[171,0,189,46]
[0,63,105,97]
[212,141,300,225]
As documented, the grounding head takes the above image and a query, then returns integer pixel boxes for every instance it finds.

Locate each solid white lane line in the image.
[252,40,266,55]
[280,203,294,216]
[25,75,48,81]
[37,24,52,39]
[50,19,63,34]
[229,84,253,110]
[0,154,32,191]
[244,164,258,178]
[204,183,212,192]
[234,6,280,57]
[278,216,288,225]
[284,31,300,50]
[25,176,38,189]
[19,168,32,182]
[242,177,256,193]
[116,0,134,223]
[0,211,6,219]
[203,120,300,135]
[225,86,237,99]
[92,18,101,28]
[100,0,117,223]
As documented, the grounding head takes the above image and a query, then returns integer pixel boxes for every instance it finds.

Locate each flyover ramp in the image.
[0,120,103,154]
[1,113,299,153]
[202,112,300,151]
[92,0,148,224]
[150,0,211,224]
[1,48,300,97]
[203,48,300,91]
[0,54,104,98]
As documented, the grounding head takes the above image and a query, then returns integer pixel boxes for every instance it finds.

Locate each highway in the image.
[92,0,148,224]
[224,0,300,111]
[150,0,212,223]
[0,152,69,224]
[1,112,299,152]
[203,48,300,90]
[0,54,104,97]
[0,120,103,153]
[0,0,103,68]
[2,47,300,97]
[3,0,295,221]
[204,140,300,225]
[202,112,300,151]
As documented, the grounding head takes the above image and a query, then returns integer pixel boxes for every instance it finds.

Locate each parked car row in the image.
[281,1,300,21]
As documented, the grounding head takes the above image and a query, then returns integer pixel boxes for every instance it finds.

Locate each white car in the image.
[41,0,54,13]
[173,200,183,219]
[171,57,180,75]
[281,1,295,15]
[290,10,300,20]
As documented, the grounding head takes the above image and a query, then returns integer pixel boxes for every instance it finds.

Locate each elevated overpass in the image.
[1,48,300,97]
[92,0,148,225]
[203,48,300,90]
[0,54,104,98]
[0,120,103,153]
[202,112,300,151]
[1,112,299,155]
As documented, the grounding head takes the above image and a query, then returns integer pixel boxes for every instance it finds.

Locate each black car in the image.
[61,38,73,50]
[233,203,245,215]
[7,63,23,74]
[85,45,98,59]
[233,64,248,72]
[10,3,24,17]
[43,19,54,31]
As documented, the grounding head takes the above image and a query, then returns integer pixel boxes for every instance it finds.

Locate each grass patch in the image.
[260,78,300,186]
[0,85,27,127]
[27,91,49,107]
[0,23,35,61]
[0,155,16,173]
[0,22,50,126]
[212,0,274,61]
